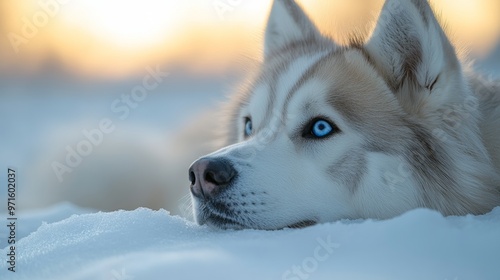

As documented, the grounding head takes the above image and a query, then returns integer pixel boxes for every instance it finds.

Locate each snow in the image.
[0,203,93,249]
[1,204,500,280]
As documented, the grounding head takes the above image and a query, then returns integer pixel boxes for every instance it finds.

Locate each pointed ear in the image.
[365,0,459,91]
[264,0,324,58]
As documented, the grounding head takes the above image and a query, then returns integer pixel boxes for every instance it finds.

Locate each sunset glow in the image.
[1,0,499,78]
[59,0,181,49]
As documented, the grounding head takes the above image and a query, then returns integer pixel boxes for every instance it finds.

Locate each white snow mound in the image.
[1,206,500,280]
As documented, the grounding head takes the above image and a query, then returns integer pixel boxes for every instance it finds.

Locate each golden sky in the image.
[1,0,499,79]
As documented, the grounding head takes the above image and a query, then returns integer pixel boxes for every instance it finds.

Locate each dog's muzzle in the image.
[188,158,237,200]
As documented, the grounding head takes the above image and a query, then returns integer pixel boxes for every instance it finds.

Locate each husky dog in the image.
[189,0,500,230]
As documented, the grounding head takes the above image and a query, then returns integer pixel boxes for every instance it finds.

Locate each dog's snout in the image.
[189,158,236,199]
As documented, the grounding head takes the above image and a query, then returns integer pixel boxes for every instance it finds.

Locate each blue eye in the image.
[312,120,332,137]
[305,118,336,139]
[244,118,253,137]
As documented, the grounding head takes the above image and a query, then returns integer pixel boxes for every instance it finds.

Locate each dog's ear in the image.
[264,0,324,58]
[365,0,460,93]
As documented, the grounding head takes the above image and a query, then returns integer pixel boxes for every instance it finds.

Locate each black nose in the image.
[188,158,237,199]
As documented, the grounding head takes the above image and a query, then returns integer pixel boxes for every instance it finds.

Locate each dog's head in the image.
[188,0,486,229]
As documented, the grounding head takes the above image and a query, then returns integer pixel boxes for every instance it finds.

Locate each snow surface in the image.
[1,204,500,280]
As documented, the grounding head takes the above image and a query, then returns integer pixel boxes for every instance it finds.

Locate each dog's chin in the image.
[284,220,317,229]
[203,214,246,230]
[198,211,317,230]
[194,198,318,230]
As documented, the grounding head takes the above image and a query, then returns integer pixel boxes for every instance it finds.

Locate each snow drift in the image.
[1,204,500,280]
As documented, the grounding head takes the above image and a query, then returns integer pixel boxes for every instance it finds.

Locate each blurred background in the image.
[0,0,499,217]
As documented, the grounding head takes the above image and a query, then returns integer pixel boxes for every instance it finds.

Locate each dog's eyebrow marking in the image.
[236,51,293,139]
[281,49,336,120]
[253,42,322,131]
[265,54,296,127]
[257,46,334,130]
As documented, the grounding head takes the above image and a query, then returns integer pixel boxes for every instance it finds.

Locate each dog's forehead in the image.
[248,48,403,127]
[243,46,334,126]
[317,49,404,124]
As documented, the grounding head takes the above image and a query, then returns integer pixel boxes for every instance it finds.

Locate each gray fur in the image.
[328,151,367,194]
